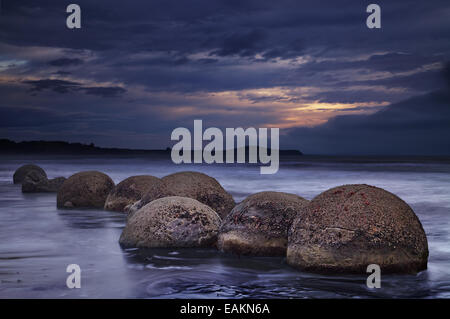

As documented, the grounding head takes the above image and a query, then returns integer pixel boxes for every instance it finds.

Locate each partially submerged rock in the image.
[57,171,114,209]
[287,184,429,274]
[13,164,47,184]
[218,191,309,256]
[104,175,167,212]
[22,174,66,193]
[161,171,235,218]
[119,196,222,248]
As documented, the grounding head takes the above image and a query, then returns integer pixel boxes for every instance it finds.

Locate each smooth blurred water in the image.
[0,155,449,298]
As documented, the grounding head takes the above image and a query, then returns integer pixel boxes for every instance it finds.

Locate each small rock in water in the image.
[287,184,429,274]
[22,174,66,193]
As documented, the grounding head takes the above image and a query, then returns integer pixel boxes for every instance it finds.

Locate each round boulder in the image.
[161,171,235,218]
[13,164,47,184]
[218,192,309,256]
[287,184,429,274]
[104,175,168,212]
[119,196,222,248]
[57,171,115,209]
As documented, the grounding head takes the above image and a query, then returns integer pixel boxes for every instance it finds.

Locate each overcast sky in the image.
[0,0,449,154]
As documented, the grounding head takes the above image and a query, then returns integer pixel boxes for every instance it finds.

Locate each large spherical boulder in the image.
[22,174,66,193]
[119,196,222,248]
[57,171,114,209]
[218,192,309,256]
[13,164,47,184]
[104,175,168,212]
[161,171,235,218]
[287,184,429,274]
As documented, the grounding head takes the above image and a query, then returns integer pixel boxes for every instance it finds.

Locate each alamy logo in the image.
[66,264,81,289]
[366,264,381,288]
[66,4,81,29]
[171,120,279,174]
[366,4,381,29]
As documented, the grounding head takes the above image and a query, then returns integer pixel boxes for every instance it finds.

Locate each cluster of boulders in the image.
[12,164,429,274]
[124,172,235,219]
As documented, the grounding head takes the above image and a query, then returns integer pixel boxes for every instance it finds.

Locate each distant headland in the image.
[0,139,303,157]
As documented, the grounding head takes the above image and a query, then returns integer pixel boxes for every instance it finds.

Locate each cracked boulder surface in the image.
[105,175,170,212]
[287,184,428,274]
[119,196,222,248]
[57,171,115,209]
[218,191,309,256]
[13,164,47,184]
[161,171,235,219]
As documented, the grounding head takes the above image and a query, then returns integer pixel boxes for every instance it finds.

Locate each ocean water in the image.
[0,155,450,298]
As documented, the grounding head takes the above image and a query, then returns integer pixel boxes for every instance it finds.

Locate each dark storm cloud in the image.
[315,105,385,112]
[337,68,444,92]
[80,86,126,98]
[209,28,305,61]
[1,1,448,93]
[0,105,94,128]
[48,58,84,67]
[23,79,81,94]
[52,71,72,76]
[196,58,219,64]
[299,53,443,74]
[443,62,450,87]
[0,0,446,59]
[22,79,126,97]
[211,30,267,57]
[305,89,398,104]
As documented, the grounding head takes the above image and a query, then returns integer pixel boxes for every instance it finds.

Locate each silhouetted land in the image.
[0,139,303,157]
